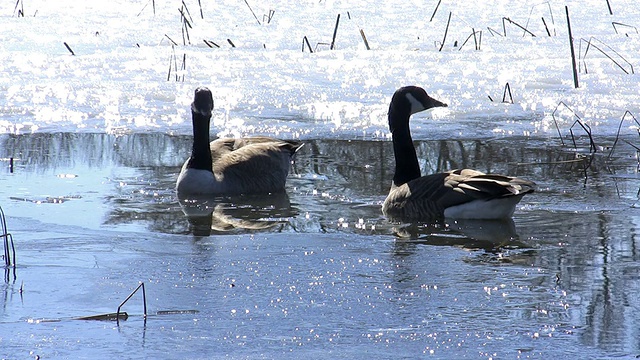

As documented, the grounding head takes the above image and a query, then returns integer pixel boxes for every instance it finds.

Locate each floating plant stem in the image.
[76,312,128,321]
[63,42,75,55]
[116,282,147,325]
[438,12,452,52]
[330,14,340,50]
[565,6,579,88]
[429,0,442,22]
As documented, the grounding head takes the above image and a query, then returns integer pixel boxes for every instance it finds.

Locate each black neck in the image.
[187,111,213,172]
[389,106,421,186]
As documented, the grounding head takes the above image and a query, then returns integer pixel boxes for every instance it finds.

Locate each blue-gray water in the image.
[1,133,640,359]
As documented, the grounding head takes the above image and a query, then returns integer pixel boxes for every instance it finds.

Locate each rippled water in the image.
[2,133,640,358]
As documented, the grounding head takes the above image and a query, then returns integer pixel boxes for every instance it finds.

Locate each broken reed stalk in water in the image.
[429,0,442,22]
[438,12,452,52]
[608,111,639,159]
[359,29,370,50]
[579,37,634,74]
[203,39,219,48]
[502,17,536,37]
[459,29,482,51]
[302,36,313,53]
[612,22,638,35]
[565,6,579,88]
[243,0,261,25]
[63,42,75,55]
[136,0,156,16]
[605,0,613,15]
[264,9,275,24]
[542,17,551,36]
[181,53,186,82]
[197,0,203,19]
[180,5,192,45]
[1,206,16,269]
[330,14,340,50]
[164,34,178,46]
[116,282,147,325]
[14,0,24,17]
[502,83,513,103]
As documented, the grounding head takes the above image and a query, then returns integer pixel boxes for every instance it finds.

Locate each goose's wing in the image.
[209,137,302,194]
[384,169,535,220]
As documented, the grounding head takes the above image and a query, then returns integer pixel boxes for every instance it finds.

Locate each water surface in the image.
[1,133,640,358]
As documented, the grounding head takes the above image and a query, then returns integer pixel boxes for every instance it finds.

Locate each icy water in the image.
[2,0,640,358]
[2,132,640,359]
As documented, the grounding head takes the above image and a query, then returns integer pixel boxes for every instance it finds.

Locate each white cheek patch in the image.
[405,93,426,114]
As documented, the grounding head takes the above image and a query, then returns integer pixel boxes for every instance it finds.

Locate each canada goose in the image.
[382,86,535,221]
[176,87,303,196]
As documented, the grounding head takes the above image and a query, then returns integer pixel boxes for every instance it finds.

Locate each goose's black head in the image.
[389,86,447,131]
[192,87,214,117]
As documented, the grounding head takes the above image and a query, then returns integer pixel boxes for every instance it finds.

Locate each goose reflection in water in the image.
[392,218,529,254]
[178,193,297,236]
